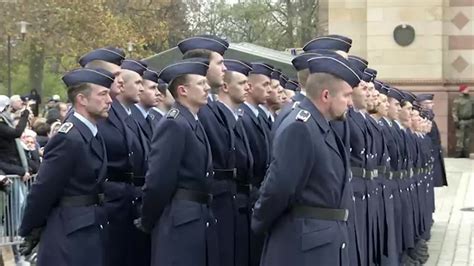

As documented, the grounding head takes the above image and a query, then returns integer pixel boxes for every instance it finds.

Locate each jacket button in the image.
[206,222,210,227]
[206,172,209,177]
[341,243,346,249]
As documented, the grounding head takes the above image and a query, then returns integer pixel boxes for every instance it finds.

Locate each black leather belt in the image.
[174,188,213,205]
[59,193,104,207]
[107,172,134,183]
[291,205,349,222]
[107,172,145,187]
[213,168,237,181]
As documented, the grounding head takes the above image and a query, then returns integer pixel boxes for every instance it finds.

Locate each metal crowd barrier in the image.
[0,174,36,247]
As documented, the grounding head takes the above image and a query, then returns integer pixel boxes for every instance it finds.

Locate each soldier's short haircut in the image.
[306,72,342,99]
[182,49,213,60]
[223,71,234,84]
[168,75,189,99]
[67,83,92,105]
[297,69,309,88]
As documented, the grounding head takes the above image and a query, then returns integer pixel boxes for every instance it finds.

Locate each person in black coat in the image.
[140,58,219,266]
[19,67,114,266]
[0,97,30,178]
[199,59,254,266]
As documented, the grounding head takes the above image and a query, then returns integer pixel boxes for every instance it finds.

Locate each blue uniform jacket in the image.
[19,115,108,266]
[141,102,218,266]
[240,103,270,186]
[251,97,351,266]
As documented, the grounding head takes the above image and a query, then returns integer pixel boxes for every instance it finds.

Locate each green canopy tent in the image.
[143,42,297,78]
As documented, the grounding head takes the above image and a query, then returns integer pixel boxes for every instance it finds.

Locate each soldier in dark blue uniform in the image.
[283,79,300,102]
[150,79,173,122]
[383,86,406,262]
[19,68,114,266]
[258,68,280,132]
[79,46,126,99]
[198,59,255,266]
[274,35,351,128]
[178,35,229,100]
[371,81,399,265]
[97,58,149,266]
[239,62,272,266]
[252,53,360,266]
[131,69,160,144]
[139,58,218,266]
[416,94,447,187]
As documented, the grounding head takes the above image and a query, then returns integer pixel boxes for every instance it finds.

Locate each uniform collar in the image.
[120,102,132,115]
[244,102,260,117]
[73,112,97,136]
[135,103,149,119]
[218,100,239,121]
[383,117,393,126]
[152,107,166,117]
[258,104,275,122]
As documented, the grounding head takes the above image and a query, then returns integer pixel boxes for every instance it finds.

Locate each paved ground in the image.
[426,158,474,266]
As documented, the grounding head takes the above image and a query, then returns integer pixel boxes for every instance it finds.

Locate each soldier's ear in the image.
[176,84,188,98]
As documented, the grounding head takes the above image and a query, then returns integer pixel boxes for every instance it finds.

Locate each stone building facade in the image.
[319,0,474,155]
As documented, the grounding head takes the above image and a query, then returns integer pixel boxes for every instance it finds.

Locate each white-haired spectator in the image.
[21,129,41,175]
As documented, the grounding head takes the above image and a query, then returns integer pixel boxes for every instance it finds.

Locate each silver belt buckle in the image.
[343,209,349,222]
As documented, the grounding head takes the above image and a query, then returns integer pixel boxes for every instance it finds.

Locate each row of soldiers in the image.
[16,33,447,266]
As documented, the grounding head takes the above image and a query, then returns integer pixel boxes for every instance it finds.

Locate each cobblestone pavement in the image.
[426,158,474,266]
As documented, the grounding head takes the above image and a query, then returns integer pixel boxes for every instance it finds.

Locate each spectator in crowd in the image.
[9,95,25,120]
[28,89,41,117]
[21,129,41,175]
[45,108,61,125]
[32,118,50,148]
[41,95,60,117]
[57,102,68,121]
[0,95,32,265]
[0,95,31,180]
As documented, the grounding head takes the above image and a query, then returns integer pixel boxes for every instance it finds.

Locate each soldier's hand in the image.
[20,228,42,256]
[133,218,149,234]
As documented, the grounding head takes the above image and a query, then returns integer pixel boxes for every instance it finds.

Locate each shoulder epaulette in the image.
[58,122,73,134]
[167,108,179,119]
[295,110,311,122]
[292,101,300,110]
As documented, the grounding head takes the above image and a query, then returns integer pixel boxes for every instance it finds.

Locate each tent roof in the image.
[143,42,297,78]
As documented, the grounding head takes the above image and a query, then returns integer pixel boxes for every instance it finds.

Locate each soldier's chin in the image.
[99,110,109,119]
[334,111,347,121]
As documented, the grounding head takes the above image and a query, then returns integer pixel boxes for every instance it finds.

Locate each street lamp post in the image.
[127,41,134,57]
[6,21,30,97]
[7,35,12,97]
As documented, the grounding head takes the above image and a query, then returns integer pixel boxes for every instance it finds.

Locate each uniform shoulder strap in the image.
[295,109,311,122]
[166,108,180,119]
[58,122,74,134]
